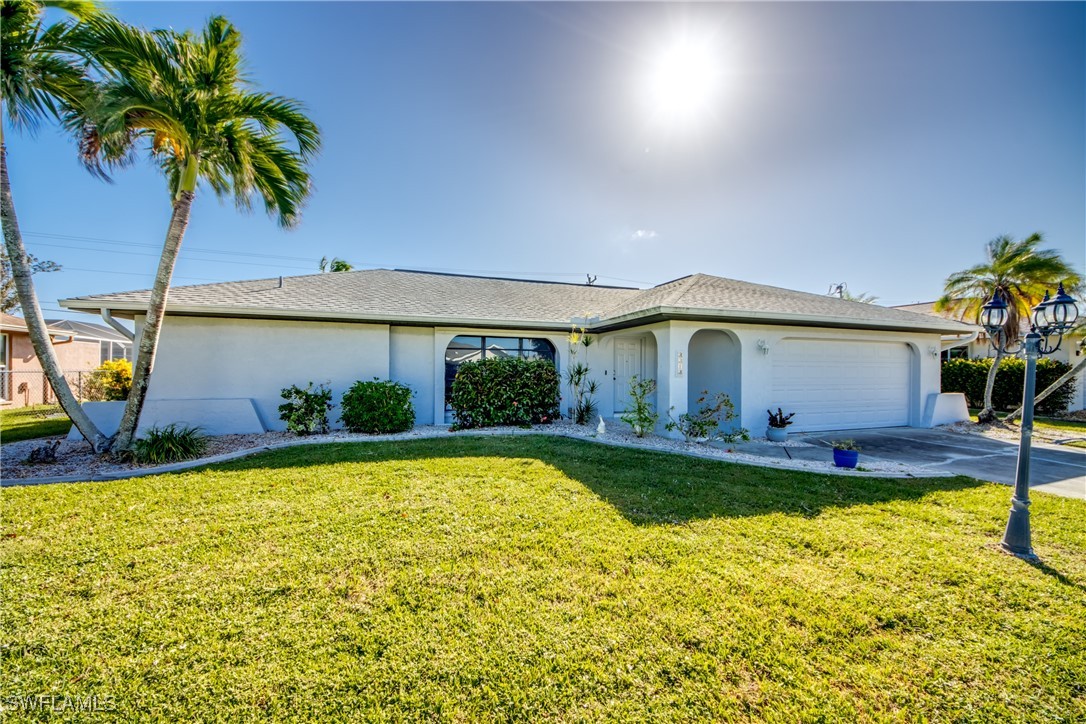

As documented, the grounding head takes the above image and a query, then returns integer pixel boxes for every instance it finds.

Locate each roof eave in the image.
[59,299,580,332]
[594,306,977,334]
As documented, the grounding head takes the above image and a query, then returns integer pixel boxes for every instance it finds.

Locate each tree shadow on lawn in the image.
[204,434,988,526]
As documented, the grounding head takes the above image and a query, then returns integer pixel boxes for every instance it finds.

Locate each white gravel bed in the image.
[2,419,937,484]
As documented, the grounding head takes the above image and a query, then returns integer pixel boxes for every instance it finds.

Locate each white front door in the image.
[614,338,642,412]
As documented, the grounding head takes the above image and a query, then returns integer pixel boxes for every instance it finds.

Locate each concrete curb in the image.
[1,428,951,488]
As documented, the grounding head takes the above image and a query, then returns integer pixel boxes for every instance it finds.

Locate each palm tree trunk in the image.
[111,189,194,452]
[1005,356,1086,423]
[977,349,1004,424]
[1,142,109,451]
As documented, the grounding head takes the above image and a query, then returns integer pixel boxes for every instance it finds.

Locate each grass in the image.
[0,404,71,444]
[968,408,1086,448]
[2,436,1085,722]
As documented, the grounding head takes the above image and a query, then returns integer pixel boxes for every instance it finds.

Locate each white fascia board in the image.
[60,300,572,331]
[598,305,978,335]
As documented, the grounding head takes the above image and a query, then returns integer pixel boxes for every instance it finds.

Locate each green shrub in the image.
[666,390,749,444]
[941,357,1075,414]
[341,378,415,434]
[278,382,333,435]
[84,358,132,401]
[132,424,206,464]
[619,376,658,437]
[449,357,560,429]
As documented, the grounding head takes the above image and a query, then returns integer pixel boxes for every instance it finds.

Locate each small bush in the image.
[942,357,1074,414]
[84,358,132,401]
[450,357,560,429]
[619,376,658,437]
[666,390,749,444]
[341,378,415,434]
[132,424,206,464]
[279,382,333,435]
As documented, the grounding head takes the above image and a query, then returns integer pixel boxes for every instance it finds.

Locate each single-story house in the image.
[893,301,1085,412]
[59,270,976,436]
[1,313,133,408]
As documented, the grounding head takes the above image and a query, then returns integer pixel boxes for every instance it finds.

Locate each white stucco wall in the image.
[144,316,390,431]
[614,320,944,436]
[390,326,436,425]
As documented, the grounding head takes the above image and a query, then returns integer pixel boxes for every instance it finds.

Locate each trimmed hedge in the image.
[341,378,415,434]
[941,357,1075,414]
[449,357,560,429]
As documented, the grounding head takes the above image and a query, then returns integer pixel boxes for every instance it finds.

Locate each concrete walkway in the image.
[728,427,1085,499]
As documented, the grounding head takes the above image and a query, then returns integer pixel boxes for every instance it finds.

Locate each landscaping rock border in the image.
[2,420,943,487]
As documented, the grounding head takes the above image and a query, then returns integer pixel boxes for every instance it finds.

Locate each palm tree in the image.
[1,0,109,449]
[936,233,1082,423]
[83,15,320,452]
[319,255,352,273]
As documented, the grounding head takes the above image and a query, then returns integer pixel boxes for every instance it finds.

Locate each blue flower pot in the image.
[833,449,859,469]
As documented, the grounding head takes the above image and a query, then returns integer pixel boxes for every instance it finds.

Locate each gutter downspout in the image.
[100,308,135,342]
[940,330,979,352]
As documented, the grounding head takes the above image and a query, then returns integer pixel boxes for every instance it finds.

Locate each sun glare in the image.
[644,36,722,128]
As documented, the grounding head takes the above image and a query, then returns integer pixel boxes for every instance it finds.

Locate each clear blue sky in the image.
[11,1,1085,320]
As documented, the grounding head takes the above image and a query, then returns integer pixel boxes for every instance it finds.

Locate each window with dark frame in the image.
[444,335,557,409]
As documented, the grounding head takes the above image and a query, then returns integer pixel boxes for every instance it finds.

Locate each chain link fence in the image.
[1,370,110,409]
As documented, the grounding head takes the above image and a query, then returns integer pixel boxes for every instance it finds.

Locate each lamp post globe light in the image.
[981,283,1080,559]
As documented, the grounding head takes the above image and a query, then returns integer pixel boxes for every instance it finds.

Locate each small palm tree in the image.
[1,0,109,449]
[936,233,1082,423]
[82,15,321,453]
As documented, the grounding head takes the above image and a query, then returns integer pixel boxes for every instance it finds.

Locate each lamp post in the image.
[980,283,1080,559]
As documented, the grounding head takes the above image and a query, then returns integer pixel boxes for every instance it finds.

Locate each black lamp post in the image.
[980,283,1080,559]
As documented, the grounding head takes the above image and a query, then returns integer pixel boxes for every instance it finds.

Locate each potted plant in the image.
[766,408,795,442]
[831,440,861,468]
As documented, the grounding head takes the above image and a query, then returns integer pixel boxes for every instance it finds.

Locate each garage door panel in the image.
[770,340,911,432]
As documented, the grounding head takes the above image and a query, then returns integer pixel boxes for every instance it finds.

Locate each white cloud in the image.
[630,229,658,240]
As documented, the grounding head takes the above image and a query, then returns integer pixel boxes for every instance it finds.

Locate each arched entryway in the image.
[687,329,742,434]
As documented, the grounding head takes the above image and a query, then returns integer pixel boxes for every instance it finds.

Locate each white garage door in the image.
[770,340,912,432]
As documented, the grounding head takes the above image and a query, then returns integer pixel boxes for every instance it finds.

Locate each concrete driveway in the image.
[733,427,1085,499]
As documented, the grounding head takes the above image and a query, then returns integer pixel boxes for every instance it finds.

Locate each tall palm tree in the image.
[83,15,320,452]
[936,233,1082,423]
[1,0,109,449]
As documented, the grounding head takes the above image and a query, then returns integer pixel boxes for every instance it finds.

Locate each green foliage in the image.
[831,439,860,451]
[85,358,132,401]
[449,357,560,430]
[767,408,795,429]
[340,378,415,434]
[565,326,599,425]
[565,361,599,425]
[942,358,1075,414]
[619,376,658,437]
[131,423,206,464]
[278,382,333,435]
[666,391,750,444]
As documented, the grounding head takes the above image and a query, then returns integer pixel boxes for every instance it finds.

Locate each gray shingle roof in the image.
[61,269,974,333]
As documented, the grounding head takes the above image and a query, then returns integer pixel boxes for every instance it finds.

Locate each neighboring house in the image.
[0,314,132,408]
[892,301,1086,413]
[60,270,974,435]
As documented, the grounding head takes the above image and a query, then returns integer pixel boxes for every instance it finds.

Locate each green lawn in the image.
[0,404,71,443]
[2,436,1084,721]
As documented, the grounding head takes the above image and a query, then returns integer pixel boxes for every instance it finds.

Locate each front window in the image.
[444,335,557,410]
